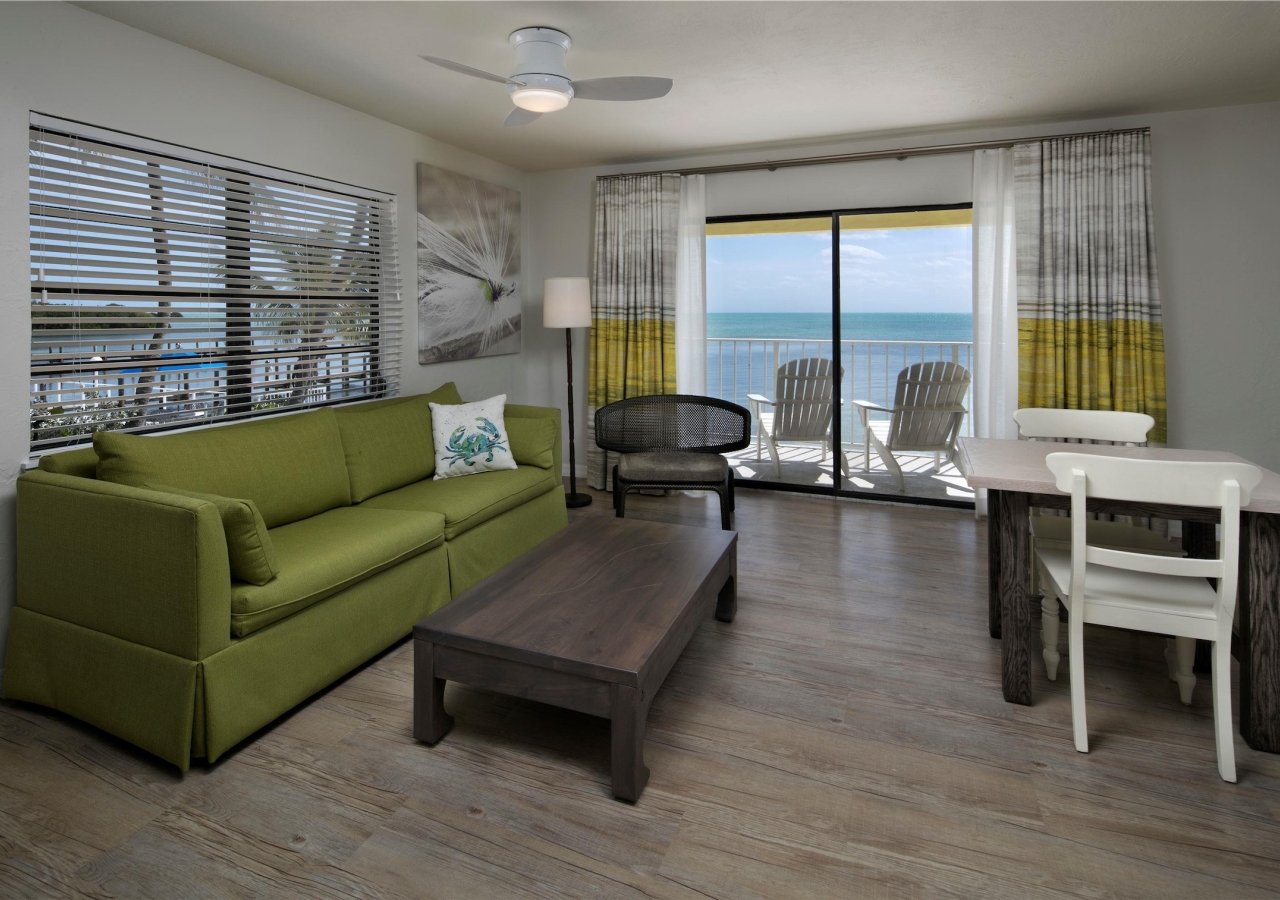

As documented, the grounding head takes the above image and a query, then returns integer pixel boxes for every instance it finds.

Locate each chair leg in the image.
[868,431,905,492]
[765,435,781,478]
[718,486,731,531]
[828,438,851,479]
[858,416,871,473]
[1041,592,1061,682]
[613,471,628,520]
[1211,637,1237,783]
[1165,637,1197,706]
[1069,611,1088,753]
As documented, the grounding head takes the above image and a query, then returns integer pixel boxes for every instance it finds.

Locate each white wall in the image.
[0,3,537,680]
[524,102,1280,481]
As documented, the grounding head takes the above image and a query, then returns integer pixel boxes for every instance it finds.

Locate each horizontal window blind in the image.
[29,115,401,452]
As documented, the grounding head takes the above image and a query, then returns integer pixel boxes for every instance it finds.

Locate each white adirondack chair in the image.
[1013,408,1184,683]
[852,361,970,492]
[747,357,848,479]
[1035,452,1261,782]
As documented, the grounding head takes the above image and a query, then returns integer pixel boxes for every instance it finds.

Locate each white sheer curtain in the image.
[971,148,1019,516]
[675,174,707,395]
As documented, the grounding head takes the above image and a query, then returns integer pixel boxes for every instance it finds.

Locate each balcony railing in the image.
[706,337,975,446]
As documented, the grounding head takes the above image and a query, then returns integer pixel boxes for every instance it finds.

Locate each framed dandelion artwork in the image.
[416,164,521,363]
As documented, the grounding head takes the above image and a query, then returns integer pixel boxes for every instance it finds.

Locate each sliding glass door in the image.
[705,205,975,505]
[705,216,836,490]
[835,208,975,502]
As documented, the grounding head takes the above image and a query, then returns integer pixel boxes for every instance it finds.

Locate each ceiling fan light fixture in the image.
[422,25,671,125]
[511,87,571,112]
[508,74,573,112]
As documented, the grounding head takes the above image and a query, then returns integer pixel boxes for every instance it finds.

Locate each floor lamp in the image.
[544,277,593,509]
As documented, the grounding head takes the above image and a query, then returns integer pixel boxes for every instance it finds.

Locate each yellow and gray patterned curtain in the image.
[1014,130,1167,441]
[586,174,680,489]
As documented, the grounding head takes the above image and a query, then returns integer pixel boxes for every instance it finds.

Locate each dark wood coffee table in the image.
[412,516,737,802]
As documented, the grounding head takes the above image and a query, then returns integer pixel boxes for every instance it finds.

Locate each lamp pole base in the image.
[565,492,593,509]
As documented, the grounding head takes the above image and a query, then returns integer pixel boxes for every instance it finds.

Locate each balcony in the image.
[706,337,976,502]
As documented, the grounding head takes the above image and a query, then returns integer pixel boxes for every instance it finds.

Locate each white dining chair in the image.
[1013,408,1183,682]
[1035,452,1261,782]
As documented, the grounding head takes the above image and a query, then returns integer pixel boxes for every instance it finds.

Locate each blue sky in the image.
[707,225,972,314]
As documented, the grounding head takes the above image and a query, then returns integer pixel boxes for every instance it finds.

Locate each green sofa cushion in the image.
[505,415,557,469]
[37,446,98,478]
[153,485,279,586]
[334,383,463,502]
[94,409,351,528]
[230,507,446,637]
[358,466,557,540]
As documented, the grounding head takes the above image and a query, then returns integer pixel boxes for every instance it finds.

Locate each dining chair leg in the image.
[1069,613,1088,753]
[1211,637,1237,783]
[1041,593,1061,681]
[1165,637,1197,706]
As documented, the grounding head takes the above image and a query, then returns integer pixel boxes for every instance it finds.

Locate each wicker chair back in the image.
[594,394,750,456]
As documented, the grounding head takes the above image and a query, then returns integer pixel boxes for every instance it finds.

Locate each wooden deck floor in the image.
[726,445,975,503]
[3,485,1279,898]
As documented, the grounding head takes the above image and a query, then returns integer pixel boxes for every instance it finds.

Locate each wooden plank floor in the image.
[3,485,1280,898]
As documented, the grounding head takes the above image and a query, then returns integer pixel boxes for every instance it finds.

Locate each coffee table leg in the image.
[715,574,737,623]
[413,639,454,744]
[610,684,650,802]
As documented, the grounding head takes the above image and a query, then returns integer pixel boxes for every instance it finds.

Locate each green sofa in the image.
[2,384,568,770]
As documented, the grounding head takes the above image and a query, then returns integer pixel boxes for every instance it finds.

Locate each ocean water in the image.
[707,311,973,342]
[704,311,974,437]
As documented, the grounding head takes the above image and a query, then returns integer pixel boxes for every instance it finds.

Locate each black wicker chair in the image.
[593,394,751,530]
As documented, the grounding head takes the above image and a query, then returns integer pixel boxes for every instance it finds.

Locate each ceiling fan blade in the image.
[504,107,543,127]
[569,76,673,101]
[420,55,518,86]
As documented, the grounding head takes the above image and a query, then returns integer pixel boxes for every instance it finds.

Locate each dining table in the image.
[956,436,1280,753]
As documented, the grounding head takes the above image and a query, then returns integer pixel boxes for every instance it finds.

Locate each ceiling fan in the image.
[422,26,673,126]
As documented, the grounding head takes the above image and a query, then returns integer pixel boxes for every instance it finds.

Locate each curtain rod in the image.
[621,126,1150,177]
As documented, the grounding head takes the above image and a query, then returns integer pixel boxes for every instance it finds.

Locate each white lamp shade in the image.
[543,277,592,329]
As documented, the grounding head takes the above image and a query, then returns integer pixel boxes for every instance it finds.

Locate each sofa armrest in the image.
[16,470,233,661]
[504,404,563,478]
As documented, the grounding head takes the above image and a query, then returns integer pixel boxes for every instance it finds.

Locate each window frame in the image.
[28,113,402,454]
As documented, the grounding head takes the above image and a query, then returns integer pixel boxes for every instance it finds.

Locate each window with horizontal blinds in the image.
[29,114,402,453]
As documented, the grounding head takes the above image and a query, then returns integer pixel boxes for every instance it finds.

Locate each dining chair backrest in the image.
[1044,452,1262,619]
[1014,408,1154,445]
[773,357,836,441]
[885,361,971,448]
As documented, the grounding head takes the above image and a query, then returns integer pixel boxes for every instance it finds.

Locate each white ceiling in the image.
[77,1,1280,172]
